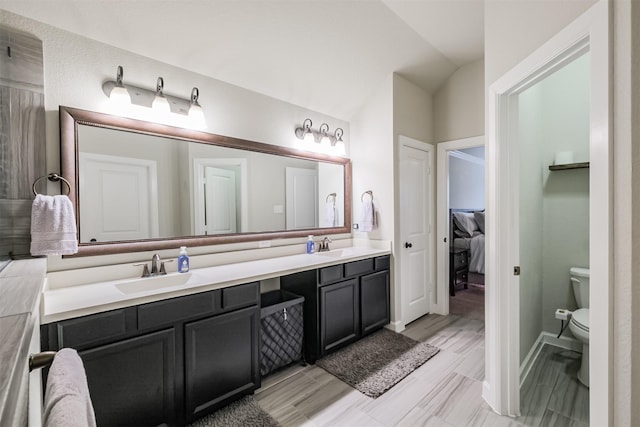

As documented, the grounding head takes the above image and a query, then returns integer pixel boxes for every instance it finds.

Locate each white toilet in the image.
[568,267,590,387]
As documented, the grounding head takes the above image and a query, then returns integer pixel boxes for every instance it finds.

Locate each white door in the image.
[399,136,434,325]
[79,153,158,243]
[285,167,318,230]
[204,166,237,235]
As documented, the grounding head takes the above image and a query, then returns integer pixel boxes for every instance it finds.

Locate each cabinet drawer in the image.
[222,282,259,311]
[319,265,343,285]
[138,290,219,330]
[454,270,468,284]
[344,258,374,278]
[56,307,136,349]
[374,255,390,271]
[453,251,468,269]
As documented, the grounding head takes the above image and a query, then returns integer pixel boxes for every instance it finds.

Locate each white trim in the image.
[386,320,406,333]
[397,135,436,321]
[434,135,484,315]
[519,332,583,387]
[485,0,610,420]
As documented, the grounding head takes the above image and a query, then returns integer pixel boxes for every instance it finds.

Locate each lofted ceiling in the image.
[0,0,484,120]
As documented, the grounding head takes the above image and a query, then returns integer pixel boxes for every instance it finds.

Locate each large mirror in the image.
[60,106,352,256]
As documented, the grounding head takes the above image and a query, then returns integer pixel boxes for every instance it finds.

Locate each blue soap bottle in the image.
[178,246,190,273]
[306,235,315,254]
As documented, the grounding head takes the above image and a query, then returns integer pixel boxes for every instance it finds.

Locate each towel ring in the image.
[326,193,337,203]
[361,190,373,202]
[32,173,71,197]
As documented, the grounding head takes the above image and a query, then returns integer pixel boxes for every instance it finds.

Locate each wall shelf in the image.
[548,162,590,171]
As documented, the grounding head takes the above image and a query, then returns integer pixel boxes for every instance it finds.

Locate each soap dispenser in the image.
[306,235,315,254]
[178,246,190,273]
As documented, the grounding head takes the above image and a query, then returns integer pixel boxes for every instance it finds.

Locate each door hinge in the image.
[514,266,521,276]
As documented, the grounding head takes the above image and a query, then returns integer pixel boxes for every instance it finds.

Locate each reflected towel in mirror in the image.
[323,202,339,227]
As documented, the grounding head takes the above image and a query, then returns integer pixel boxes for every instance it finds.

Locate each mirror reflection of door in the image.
[285,167,318,230]
[79,153,159,242]
[203,166,237,235]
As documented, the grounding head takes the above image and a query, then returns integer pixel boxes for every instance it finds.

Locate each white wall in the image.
[518,84,544,363]
[449,147,485,210]
[433,58,485,143]
[0,10,350,269]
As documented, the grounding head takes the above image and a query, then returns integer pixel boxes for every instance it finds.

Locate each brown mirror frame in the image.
[60,106,352,256]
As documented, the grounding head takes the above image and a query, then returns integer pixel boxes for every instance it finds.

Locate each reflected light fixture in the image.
[151,77,171,113]
[102,66,207,128]
[109,65,131,106]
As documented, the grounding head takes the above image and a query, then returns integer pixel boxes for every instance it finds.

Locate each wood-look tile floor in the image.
[255,285,589,427]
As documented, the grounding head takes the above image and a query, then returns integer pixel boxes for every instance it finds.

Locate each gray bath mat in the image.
[316,328,440,398]
[188,395,279,427]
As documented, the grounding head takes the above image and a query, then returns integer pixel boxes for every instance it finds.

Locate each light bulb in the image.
[152,94,171,113]
[188,103,206,128]
[109,85,131,106]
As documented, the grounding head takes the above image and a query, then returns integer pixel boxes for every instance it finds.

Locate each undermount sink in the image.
[115,273,192,294]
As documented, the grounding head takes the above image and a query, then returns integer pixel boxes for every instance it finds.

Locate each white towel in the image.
[323,202,338,227]
[360,200,376,232]
[43,348,97,427]
[30,195,78,256]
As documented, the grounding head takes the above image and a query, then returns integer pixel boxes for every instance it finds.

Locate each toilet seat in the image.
[571,308,589,332]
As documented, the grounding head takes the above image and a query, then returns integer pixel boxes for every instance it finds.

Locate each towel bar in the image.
[29,351,57,372]
[32,173,71,197]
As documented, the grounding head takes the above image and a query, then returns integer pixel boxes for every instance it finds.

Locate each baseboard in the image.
[386,320,405,333]
[520,331,582,386]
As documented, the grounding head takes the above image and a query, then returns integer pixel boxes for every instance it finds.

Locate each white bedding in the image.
[454,232,485,274]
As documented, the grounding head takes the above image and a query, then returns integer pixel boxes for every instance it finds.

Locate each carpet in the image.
[187,395,279,427]
[316,328,440,398]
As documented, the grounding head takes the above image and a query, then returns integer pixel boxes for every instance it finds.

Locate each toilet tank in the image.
[570,267,590,308]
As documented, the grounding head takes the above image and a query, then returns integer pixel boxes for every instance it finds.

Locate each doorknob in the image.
[405,242,413,248]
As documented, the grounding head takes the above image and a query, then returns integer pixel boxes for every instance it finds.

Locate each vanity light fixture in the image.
[108,65,131,106]
[295,118,314,141]
[151,77,171,113]
[102,66,207,128]
[295,118,346,154]
[188,87,206,127]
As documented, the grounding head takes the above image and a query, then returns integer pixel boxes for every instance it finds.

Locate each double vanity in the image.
[39,245,390,426]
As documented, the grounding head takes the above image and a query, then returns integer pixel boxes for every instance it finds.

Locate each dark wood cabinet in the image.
[449,248,469,296]
[281,255,391,363]
[80,329,176,427]
[320,278,359,354]
[184,306,260,423]
[41,282,260,427]
[360,270,390,336]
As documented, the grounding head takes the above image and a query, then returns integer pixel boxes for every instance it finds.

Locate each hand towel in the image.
[43,348,97,427]
[323,202,338,227]
[30,195,78,256]
[360,200,376,232]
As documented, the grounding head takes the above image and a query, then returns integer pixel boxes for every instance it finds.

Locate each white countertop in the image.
[41,246,390,324]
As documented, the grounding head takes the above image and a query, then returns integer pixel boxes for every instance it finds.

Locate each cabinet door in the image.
[320,278,359,355]
[360,270,390,336]
[80,329,176,427]
[184,306,260,422]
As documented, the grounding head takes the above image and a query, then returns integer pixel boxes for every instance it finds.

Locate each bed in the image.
[450,209,485,275]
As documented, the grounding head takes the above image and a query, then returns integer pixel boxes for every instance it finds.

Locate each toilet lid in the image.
[572,308,589,331]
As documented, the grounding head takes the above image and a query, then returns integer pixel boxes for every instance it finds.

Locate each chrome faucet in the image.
[318,236,332,252]
[134,253,172,277]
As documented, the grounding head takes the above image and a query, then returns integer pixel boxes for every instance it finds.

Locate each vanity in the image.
[40,247,390,426]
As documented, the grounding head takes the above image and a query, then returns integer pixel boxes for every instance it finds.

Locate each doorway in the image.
[434,136,485,316]
[485,1,610,421]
